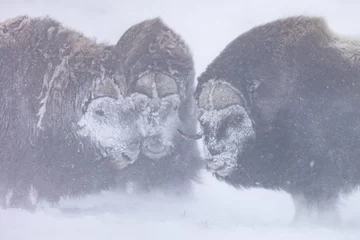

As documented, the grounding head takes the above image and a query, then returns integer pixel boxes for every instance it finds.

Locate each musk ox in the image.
[0,15,201,210]
[0,15,133,209]
[191,15,360,223]
[111,18,203,193]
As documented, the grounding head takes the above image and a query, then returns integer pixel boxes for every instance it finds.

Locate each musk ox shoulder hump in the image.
[0,15,110,60]
[249,15,330,44]
[246,15,360,65]
[198,15,360,88]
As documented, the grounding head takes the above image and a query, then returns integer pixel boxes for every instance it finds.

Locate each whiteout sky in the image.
[1,1,360,239]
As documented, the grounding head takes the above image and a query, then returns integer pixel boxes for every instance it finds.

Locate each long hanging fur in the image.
[0,15,202,210]
[195,15,360,223]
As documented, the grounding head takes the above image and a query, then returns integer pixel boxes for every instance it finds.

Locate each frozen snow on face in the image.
[198,104,255,177]
[125,71,183,159]
[129,91,181,159]
[3,0,360,239]
[77,96,141,169]
[196,79,253,176]
[76,82,182,165]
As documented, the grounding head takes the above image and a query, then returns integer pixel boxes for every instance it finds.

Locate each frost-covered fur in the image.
[0,15,131,209]
[113,18,203,193]
[195,15,360,223]
[0,15,201,209]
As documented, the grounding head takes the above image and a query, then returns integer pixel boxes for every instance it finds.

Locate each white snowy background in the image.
[1,0,360,239]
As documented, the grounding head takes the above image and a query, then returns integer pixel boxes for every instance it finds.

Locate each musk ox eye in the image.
[82,105,87,114]
[95,109,105,116]
[162,99,180,113]
[217,114,244,139]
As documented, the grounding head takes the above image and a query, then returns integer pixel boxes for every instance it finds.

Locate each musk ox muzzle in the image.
[141,135,172,159]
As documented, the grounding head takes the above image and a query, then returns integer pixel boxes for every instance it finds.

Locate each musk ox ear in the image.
[115,17,194,99]
[247,80,260,93]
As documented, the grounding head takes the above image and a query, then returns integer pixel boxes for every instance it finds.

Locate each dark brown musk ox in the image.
[112,18,203,194]
[0,15,202,210]
[188,15,360,224]
[0,15,135,210]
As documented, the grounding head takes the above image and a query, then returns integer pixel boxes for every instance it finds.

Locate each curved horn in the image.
[177,128,202,140]
[71,122,85,132]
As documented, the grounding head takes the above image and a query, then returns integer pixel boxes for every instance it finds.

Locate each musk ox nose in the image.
[149,98,161,112]
[142,136,166,154]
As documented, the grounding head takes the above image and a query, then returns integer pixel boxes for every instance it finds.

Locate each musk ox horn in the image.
[71,122,85,132]
[177,128,202,140]
[115,17,194,99]
[92,73,124,100]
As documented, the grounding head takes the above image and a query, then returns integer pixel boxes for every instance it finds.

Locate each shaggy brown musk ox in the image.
[192,15,360,224]
[0,15,202,210]
[112,18,203,194]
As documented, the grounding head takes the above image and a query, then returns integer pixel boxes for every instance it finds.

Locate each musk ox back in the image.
[0,15,201,210]
[194,15,360,224]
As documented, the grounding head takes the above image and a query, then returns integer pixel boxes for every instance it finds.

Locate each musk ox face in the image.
[129,71,182,160]
[76,96,141,169]
[76,70,183,167]
[115,17,197,164]
[196,79,256,177]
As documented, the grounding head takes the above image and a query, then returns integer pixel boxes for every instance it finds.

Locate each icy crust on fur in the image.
[77,92,182,168]
[130,92,181,159]
[198,105,255,176]
[76,97,140,169]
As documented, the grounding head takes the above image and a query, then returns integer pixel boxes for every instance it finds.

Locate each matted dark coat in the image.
[194,15,360,223]
[0,15,201,210]
[113,18,203,193]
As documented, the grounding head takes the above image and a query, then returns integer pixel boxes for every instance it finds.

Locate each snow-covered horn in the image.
[92,67,125,100]
[198,80,245,111]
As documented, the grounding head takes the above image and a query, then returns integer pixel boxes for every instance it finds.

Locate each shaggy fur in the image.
[113,18,203,193]
[0,15,201,209]
[0,15,126,209]
[195,15,360,223]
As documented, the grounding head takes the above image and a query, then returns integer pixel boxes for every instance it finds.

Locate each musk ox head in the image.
[193,16,318,178]
[114,17,196,161]
[74,85,142,170]
[194,79,256,177]
[1,15,144,171]
[0,15,157,207]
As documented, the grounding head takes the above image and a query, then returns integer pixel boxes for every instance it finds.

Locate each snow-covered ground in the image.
[1,0,360,239]
[2,172,360,240]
